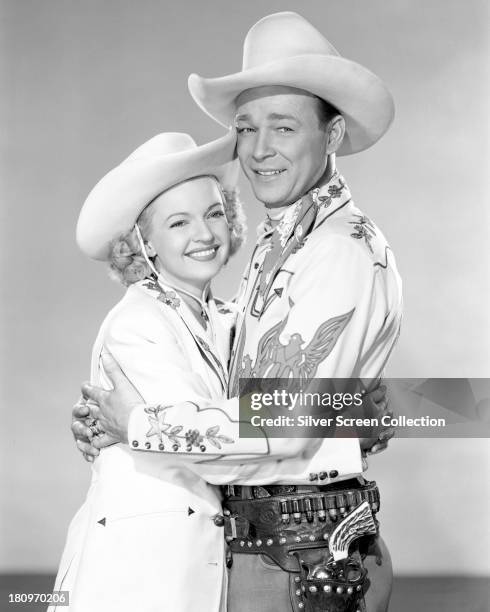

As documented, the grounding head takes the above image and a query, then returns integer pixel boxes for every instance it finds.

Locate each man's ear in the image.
[145,241,157,257]
[326,115,346,155]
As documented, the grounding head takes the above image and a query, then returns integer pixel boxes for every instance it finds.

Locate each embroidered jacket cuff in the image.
[128,402,270,458]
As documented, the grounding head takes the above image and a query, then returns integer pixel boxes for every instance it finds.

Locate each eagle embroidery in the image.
[231,304,354,392]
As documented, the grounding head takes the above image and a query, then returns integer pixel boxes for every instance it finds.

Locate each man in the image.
[74,12,401,612]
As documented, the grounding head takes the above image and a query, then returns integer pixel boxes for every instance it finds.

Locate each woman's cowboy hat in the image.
[188,12,394,156]
[77,131,237,260]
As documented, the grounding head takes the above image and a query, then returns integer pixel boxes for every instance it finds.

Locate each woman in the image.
[50,131,244,612]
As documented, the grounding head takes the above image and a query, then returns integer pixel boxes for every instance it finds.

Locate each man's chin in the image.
[249,181,306,209]
[251,186,288,208]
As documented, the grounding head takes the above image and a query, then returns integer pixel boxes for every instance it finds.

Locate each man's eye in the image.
[277,126,293,133]
[236,127,254,134]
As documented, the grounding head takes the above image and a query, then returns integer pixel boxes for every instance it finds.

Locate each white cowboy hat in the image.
[77,131,237,260]
[188,12,394,155]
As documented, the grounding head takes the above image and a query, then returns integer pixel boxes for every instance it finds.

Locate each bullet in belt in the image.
[292,499,302,523]
[280,500,290,525]
[304,498,314,523]
[314,497,326,522]
[337,494,346,516]
[346,491,356,508]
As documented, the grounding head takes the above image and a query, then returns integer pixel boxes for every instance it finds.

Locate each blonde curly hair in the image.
[108,187,246,287]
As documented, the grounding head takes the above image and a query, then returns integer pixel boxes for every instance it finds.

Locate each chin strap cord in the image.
[134,222,160,278]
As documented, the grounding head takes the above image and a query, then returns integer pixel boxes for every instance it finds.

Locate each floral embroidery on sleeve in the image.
[144,405,234,452]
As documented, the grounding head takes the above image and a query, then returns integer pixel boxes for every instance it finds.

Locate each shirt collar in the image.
[256,170,351,244]
[310,171,351,216]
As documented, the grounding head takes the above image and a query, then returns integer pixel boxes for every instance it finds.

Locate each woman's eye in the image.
[209,210,225,219]
[169,220,186,228]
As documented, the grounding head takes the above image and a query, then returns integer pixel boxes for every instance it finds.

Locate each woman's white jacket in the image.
[51,280,236,612]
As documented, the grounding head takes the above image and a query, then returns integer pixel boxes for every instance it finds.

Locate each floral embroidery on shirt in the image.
[144,405,234,450]
[276,199,302,247]
[349,215,376,253]
[143,279,181,309]
[291,224,309,254]
[311,174,345,209]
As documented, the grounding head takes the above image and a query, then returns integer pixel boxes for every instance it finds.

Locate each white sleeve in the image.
[129,236,382,474]
[103,308,270,459]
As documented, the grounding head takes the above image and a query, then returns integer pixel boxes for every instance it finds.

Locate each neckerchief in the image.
[256,171,349,315]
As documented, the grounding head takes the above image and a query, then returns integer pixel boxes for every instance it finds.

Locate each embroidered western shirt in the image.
[128,172,402,483]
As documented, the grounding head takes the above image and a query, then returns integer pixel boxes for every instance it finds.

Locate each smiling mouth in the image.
[254,169,286,177]
[185,246,219,261]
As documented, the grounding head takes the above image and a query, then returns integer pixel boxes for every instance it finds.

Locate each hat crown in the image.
[126,132,197,162]
[243,12,339,70]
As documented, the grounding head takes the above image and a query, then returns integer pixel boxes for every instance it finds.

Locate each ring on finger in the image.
[89,421,104,437]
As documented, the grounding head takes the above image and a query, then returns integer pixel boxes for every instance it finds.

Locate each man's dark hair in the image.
[315,97,341,127]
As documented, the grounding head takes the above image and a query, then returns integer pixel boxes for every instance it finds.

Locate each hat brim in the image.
[77,130,237,261]
[188,55,394,156]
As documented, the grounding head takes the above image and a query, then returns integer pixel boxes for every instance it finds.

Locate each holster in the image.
[223,480,379,612]
[288,547,368,612]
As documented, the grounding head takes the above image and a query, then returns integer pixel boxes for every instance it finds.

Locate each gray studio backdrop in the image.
[1,0,489,575]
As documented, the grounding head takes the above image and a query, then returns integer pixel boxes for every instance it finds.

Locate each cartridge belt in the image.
[223,478,369,500]
[222,480,379,572]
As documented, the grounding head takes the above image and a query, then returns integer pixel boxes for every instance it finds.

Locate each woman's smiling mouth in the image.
[185,246,220,261]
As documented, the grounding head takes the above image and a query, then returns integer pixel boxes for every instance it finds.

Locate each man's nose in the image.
[252,130,275,161]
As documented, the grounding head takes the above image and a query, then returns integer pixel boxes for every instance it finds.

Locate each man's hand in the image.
[359,383,395,455]
[81,351,144,449]
[72,396,99,462]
